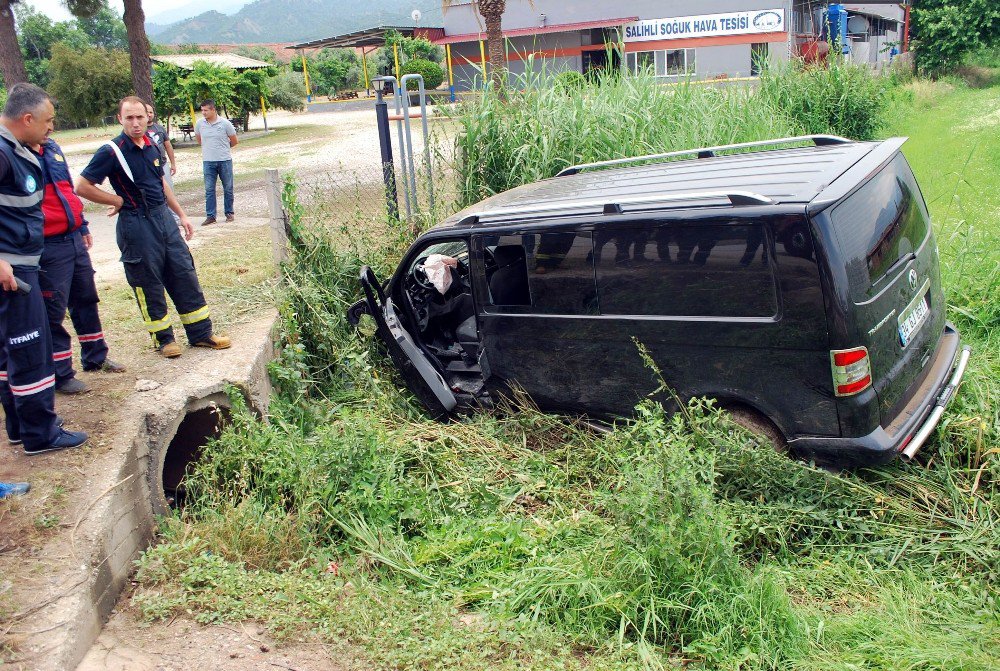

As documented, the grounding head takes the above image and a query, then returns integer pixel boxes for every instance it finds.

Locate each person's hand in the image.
[82,233,93,249]
[0,260,17,292]
[170,163,177,176]
[106,196,124,217]
[180,217,194,241]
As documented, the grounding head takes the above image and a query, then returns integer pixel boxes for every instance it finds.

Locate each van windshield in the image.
[831,154,930,298]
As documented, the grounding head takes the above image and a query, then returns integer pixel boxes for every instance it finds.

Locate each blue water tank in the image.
[827,4,850,54]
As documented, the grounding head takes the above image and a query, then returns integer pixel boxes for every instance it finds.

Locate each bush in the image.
[400,58,444,90]
[955,65,1000,88]
[265,71,306,113]
[554,70,586,93]
[756,58,895,140]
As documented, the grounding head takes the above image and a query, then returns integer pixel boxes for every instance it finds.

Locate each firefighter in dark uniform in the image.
[0,84,88,454]
[32,136,126,395]
[75,96,230,358]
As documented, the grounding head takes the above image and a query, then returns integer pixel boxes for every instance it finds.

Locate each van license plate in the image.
[898,290,930,348]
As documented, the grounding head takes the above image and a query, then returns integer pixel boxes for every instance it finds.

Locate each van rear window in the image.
[831,154,930,295]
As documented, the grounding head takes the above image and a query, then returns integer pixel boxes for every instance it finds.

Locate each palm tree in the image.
[0,0,29,88]
[443,0,511,92]
[66,0,152,103]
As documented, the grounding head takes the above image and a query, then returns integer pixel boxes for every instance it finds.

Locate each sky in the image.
[21,0,198,23]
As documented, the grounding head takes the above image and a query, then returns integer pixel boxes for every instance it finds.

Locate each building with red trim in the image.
[437,1,905,90]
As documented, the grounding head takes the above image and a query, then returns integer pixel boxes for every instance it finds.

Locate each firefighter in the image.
[0,84,88,454]
[31,135,126,395]
[75,96,230,358]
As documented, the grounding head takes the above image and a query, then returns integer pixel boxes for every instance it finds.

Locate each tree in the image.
[1,0,28,87]
[48,42,131,124]
[121,0,153,104]
[911,0,1000,73]
[14,3,90,87]
[265,71,305,112]
[75,4,127,50]
[443,0,512,92]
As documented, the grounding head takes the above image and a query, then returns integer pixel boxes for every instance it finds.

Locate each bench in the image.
[178,123,195,141]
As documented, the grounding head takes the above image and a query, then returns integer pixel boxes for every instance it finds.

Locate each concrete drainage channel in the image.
[11,316,276,671]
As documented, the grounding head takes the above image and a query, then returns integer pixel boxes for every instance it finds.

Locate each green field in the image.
[131,79,1000,671]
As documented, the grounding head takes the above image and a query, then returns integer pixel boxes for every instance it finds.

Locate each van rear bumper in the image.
[789,324,968,466]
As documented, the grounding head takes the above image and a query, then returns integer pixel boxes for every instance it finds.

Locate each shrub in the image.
[756,58,895,140]
[266,71,306,112]
[955,65,1000,88]
[401,58,444,90]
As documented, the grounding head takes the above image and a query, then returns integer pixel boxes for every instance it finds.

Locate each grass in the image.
[129,72,1000,670]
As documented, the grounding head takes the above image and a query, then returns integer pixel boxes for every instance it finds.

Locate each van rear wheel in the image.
[724,406,788,454]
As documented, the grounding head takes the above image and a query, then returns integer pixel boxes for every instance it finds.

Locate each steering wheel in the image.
[412,262,437,291]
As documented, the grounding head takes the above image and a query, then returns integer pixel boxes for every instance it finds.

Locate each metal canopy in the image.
[286,25,442,50]
[151,53,273,70]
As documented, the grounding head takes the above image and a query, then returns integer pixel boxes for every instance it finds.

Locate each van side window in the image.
[480,232,597,315]
[595,222,777,317]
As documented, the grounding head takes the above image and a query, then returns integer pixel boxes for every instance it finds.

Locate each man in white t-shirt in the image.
[194,99,238,226]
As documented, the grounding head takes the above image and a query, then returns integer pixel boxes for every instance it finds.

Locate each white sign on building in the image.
[624,9,785,42]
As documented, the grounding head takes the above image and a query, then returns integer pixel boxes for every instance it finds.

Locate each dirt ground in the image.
[1,105,414,670]
[77,607,347,671]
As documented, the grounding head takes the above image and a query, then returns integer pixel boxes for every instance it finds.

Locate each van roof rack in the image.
[555,135,853,177]
[457,190,774,227]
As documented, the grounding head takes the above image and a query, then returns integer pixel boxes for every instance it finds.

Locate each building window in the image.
[751,43,769,76]
[626,48,696,80]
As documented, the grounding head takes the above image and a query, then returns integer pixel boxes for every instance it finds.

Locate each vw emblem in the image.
[908,269,918,291]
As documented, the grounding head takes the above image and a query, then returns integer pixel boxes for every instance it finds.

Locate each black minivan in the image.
[351,135,971,465]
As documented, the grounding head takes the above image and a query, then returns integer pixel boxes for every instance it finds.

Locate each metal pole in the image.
[372,81,399,219]
[379,75,411,219]
[446,44,456,102]
[301,54,312,103]
[399,75,419,216]
[260,95,268,131]
[403,74,434,212]
[361,47,371,94]
[479,39,487,86]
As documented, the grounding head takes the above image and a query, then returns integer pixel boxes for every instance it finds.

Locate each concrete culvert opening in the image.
[152,393,233,514]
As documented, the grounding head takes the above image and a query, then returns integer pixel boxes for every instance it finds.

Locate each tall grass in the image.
[756,58,897,140]
[453,62,798,207]
[452,59,899,207]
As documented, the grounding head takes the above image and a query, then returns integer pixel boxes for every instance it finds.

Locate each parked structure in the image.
[288,2,907,93]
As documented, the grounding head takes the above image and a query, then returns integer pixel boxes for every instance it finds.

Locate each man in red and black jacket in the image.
[32,137,125,394]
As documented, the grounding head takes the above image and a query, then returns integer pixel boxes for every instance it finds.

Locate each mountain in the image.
[153,0,444,45]
[146,0,249,26]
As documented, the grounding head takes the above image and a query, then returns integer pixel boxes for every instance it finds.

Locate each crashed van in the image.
[350,135,970,465]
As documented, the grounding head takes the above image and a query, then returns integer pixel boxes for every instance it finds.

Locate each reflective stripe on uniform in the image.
[77,332,104,342]
[135,287,171,332]
[10,374,55,396]
[0,191,44,208]
[179,305,210,325]
[0,253,42,266]
[0,371,7,381]
[52,349,73,361]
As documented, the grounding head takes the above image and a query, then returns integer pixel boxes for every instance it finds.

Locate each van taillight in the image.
[831,347,872,397]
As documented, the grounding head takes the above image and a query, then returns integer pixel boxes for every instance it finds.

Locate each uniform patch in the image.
[24,175,37,192]
[9,330,40,346]
[153,158,160,167]
[54,153,65,162]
